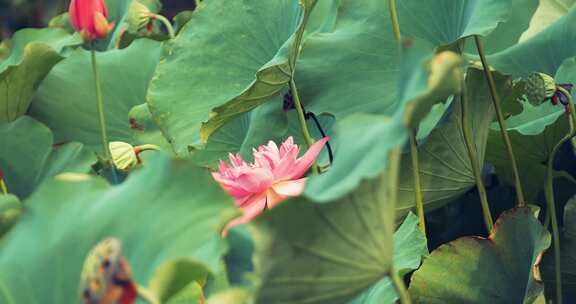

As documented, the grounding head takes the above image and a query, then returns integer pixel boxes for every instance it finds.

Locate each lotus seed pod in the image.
[109,141,138,171]
[125,0,152,34]
[80,238,137,304]
[525,73,556,106]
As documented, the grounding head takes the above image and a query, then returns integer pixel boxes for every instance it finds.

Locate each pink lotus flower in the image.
[69,0,115,41]
[212,136,329,235]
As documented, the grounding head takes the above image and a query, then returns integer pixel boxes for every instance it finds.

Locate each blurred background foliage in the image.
[0,0,196,40]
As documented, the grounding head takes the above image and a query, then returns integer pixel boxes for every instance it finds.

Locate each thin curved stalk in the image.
[545,97,576,304]
[388,0,401,42]
[151,14,175,39]
[460,78,494,232]
[410,131,426,235]
[135,144,161,152]
[90,44,119,184]
[0,178,7,195]
[474,35,525,206]
[391,267,412,304]
[290,79,319,174]
[387,147,412,304]
[90,46,111,162]
[388,0,426,235]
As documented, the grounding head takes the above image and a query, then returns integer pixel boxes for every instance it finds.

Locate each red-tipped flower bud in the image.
[69,0,115,41]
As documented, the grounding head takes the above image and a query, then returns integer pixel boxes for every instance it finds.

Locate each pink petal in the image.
[272,178,307,197]
[235,167,274,193]
[228,153,247,167]
[286,137,330,180]
[255,141,281,167]
[267,178,307,209]
[211,172,251,198]
[218,160,231,175]
[272,145,299,180]
[221,192,267,237]
[279,136,295,157]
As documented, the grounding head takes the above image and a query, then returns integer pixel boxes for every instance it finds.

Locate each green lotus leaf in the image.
[348,213,428,304]
[541,195,576,300]
[295,0,399,118]
[149,259,209,303]
[306,67,506,210]
[207,288,252,304]
[191,99,333,168]
[30,38,162,153]
[489,9,576,77]
[487,114,572,201]
[396,0,512,46]
[521,0,575,41]
[166,281,205,304]
[0,154,236,303]
[0,116,95,199]
[128,103,173,153]
[0,28,81,123]
[304,39,464,202]
[395,68,514,216]
[473,0,539,54]
[253,174,427,303]
[147,0,317,154]
[409,206,550,303]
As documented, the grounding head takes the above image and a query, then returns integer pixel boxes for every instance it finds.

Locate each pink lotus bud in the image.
[69,0,115,41]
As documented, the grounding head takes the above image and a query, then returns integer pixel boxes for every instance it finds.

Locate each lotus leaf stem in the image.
[90,45,111,162]
[0,179,7,195]
[474,35,525,206]
[460,76,494,232]
[391,267,412,304]
[387,146,412,304]
[388,0,401,42]
[545,90,575,304]
[151,14,175,39]
[388,0,426,236]
[409,131,426,235]
[90,43,118,183]
[290,79,319,174]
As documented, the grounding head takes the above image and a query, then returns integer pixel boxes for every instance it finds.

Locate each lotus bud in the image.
[525,73,556,106]
[109,141,161,171]
[125,1,153,34]
[69,0,115,41]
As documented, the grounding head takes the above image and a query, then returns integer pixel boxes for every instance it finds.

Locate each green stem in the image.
[151,14,175,39]
[410,131,426,235]
[544,99,575,304]
[387,0,426,235]
[90,46,112,162]
[460,78,494,232]
[290,79,319,174]
[0,179,7,195]
[474,35,525,206]
[135,144,161,152]
[386,148,412,304]
[391,267,412,304]
[388,0,401,43]
[194,0,201,10]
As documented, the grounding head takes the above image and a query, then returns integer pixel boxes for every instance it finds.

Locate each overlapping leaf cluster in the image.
[1,0,576,303]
